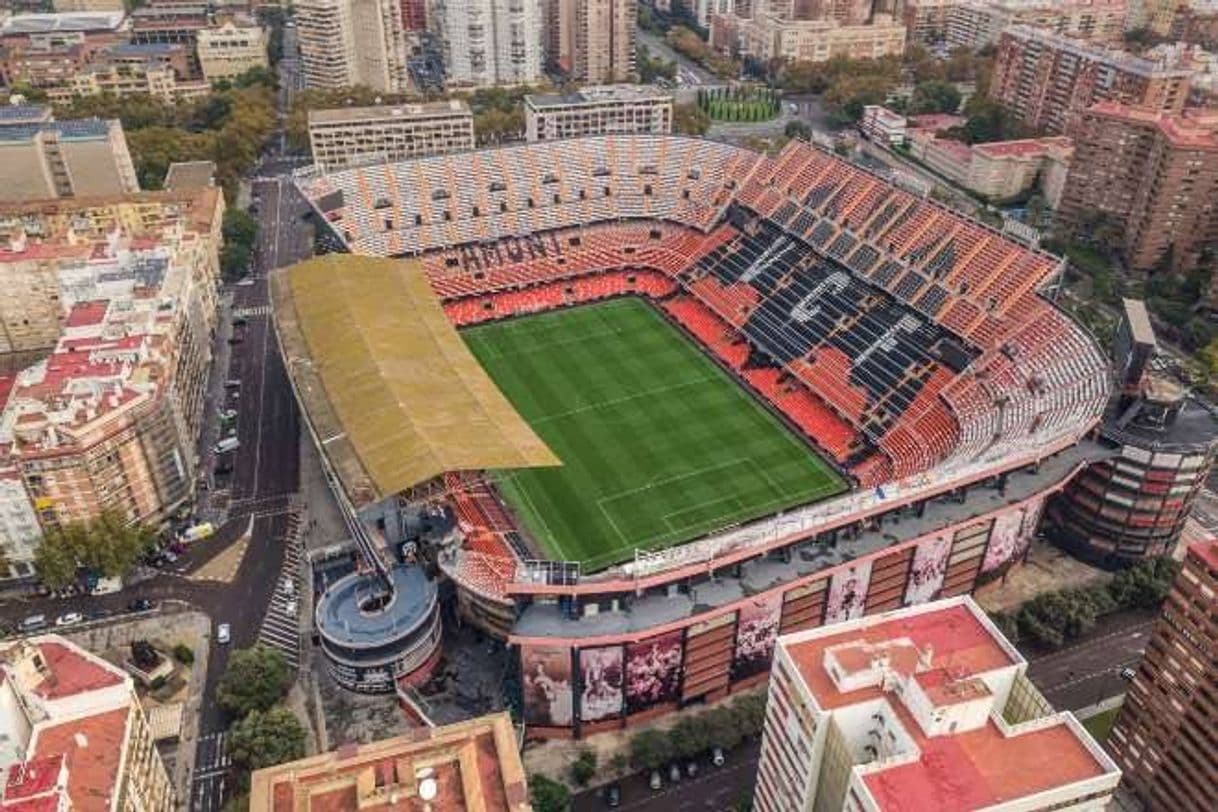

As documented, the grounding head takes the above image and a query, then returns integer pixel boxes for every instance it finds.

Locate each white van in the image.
[182,522,215,543]
[90,576,123,595]
[214,437,240,454]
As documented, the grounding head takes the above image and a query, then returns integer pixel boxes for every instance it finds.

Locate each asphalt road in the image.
[573,741,760,812]
[1023,609,1155,712]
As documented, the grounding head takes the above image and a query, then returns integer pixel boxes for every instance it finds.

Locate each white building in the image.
[0,467,39,579]
[754,597,1121,812]
[432,0,544,87]
[196,20,269,82]
[308,100,475,172]
[859,105,908,146]
[524,85,672,141]
[295,0,408,91]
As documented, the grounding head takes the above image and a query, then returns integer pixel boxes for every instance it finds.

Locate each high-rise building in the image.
[524,85,672,141]
[945,0,1128,51]
[713,2,907,63]
[1056,103,1218,273]
[0,635,176,811]
[307,100,475,172]
[754,596,1122,812]
[1108,536,1218,809]
[248,712,530,810]
[295,0,408,91]
[0,119,139,203]
[988,26,1194,134]
[548,0,637,83]
[432,0,544,87]
[902,0,962,44]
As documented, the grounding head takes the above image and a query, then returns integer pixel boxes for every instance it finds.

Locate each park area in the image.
[697,86,782,123]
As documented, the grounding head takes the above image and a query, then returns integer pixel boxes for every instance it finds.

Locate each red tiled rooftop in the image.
[28,641,123,700]
[787,603,1014,709]
[64,301,109,329]
[31,707,130,812]
[862,714,1105,811]
[1189,536,1218,573]
[973,137,1072,159]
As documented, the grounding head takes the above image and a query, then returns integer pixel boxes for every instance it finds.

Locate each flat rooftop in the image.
[782,599,1116,811]
[1,11,126,34]
[315,564,436,648]
[163,160,216,191]
[308,99,472,126]
[248,713,530,812]
[526,85,672,109]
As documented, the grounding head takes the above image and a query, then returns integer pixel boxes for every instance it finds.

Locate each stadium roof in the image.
[270,255,559,508]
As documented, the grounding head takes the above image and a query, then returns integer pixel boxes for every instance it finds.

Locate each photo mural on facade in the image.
[579,645,625,722]
[825,560,873,623]
[522,645,573,726]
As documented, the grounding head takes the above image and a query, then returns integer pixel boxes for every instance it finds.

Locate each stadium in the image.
[275,135,1111,733]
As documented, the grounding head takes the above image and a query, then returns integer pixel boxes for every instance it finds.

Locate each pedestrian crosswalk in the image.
[257,512,304,668]
[191,731,230,812]
[233,304,272,318]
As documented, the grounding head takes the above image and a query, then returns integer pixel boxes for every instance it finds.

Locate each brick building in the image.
[1107,537,1218,809]
[1056,102,1218,273]
[989,26,1194,134]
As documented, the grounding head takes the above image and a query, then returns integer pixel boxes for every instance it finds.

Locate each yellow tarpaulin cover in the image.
[271,255,558,507]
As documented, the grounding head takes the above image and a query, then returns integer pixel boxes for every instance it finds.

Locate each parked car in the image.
[668,763,681,783]
[55,612,83,627]
[232,316,248,326]
[227,335,244,345]
[19,614,47,633]
[128,598,156,612]
[216,623,231,644]
[214,437,240,454]
[220,409,238,421]
[712,747,726,767]
[685,761,698,778]
[605,783,621,808]
[648,771,662,791]
[1120,667,1136,681]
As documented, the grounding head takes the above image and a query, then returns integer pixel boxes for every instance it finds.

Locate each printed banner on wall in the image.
[625,630,684,713]
[1020,496,1046,538]
[732,593,782,679]
[981,510,1025,574]
[579,646,624,723]
[522,645,573,727]
[904,535,952,606]
[825,560,873,624]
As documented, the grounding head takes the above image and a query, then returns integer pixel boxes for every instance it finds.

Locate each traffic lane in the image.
[574,742,760,812]
[1023,610,1155,710]
[0,577,223,628]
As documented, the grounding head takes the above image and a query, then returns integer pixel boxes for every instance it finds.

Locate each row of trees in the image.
[216,645,308,799]
[630,692,766,771]
[53,68,278,199]
[696,86,781,123]
[221,208,259,280]
[35,509,157,590]
[990,557,1180,649]
[637,45,677,84]
[667,26,739,79]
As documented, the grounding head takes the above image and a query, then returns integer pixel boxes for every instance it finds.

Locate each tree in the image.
[34,509,156,589]
[227,705,307,773]
[569,749,596,787]
[529,774,570,812]
[909,80,963,115]
[673,102,711,136]
[630,728,673,771]
[217,645,293,717]
[784,120,811,140]
[668,714,711,759]
[221,208,259,280]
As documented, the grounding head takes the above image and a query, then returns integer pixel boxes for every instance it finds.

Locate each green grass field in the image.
[462,298,845,570]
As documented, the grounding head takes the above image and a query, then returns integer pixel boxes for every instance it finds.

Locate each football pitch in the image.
[462,298,846,570]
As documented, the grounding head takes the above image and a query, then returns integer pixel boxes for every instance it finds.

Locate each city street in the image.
[1023,609,1155,712]
[573,741,760,812]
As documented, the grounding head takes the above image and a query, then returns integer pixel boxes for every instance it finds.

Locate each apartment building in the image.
[294,0,408,91]
[989,26,1194,134]
[0,189,223,531]
[0,119,140,203]
[432,0,544,87]
[50,48,211,102]
[524,85,672,141]
[945,0,1128,51]
[51,0,125,9]
[307,100,475,172]
[1108,537,1218,809]
[1057,102,1218,272]
[196,19,268,81]
[0,635,175,811]
[249,713,530,810]
[902,0,961,44]
[129,2,209,78]
[547,0,637,83]
[722,11,907,63]
[906,129,1074,203]
[754,597,1121,812]
[0,11,128,90]
[0,463,40,579]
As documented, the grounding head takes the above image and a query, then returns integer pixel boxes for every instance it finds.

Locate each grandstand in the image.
[286,135,1112,719]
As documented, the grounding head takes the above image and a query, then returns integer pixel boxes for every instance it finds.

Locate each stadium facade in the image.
[280,134,1117,735]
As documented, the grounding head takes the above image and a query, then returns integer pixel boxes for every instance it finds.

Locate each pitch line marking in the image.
[530,375,715,425]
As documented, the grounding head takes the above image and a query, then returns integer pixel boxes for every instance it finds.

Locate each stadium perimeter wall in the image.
[510,487,1055,739]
